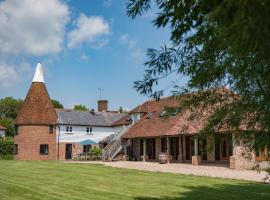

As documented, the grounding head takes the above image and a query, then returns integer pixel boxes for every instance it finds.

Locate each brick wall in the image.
[14,125,57,160]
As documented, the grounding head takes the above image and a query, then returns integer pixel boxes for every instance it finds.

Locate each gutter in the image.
[57,124,60,160]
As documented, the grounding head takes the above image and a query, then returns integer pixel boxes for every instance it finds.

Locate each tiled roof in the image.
[122,90,231,139]
[15,82,57,125]
[0,125,7,130]
[112,114,131,126]
[56,109,126,127]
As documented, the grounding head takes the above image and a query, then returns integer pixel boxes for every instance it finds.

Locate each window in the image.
[159,110,167,117]
[83,145,91,153]
[49,125,54,134]
[66,126,72,133]
[14,144,18,155]
[14,125,18,136]
[40,144,49,155]
[146,112,155,119]
[86,126,93,133]
[171,108,180,116]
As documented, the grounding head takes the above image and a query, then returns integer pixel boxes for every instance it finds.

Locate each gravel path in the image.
[64,161,268,183]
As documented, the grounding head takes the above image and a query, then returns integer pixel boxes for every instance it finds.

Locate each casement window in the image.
[14,144,18,155]
[49,125,54,134]
[40,144,49,155]
[14,125,18,136]
[66,126,72,133]
[86,126,93,134]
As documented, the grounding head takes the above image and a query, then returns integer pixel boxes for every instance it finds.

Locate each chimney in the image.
[98,100,108,112]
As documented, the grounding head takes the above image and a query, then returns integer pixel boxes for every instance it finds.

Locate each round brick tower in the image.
[14,63,58,160]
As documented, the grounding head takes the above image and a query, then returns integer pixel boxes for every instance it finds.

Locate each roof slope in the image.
[122,96,216,139]
[57,109,126,127]
[15,82,57,125]
[0,125,7,130]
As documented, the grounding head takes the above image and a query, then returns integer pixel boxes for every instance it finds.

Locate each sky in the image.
[0,0,186,111]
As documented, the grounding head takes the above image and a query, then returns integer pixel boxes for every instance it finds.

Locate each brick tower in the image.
[14,63,58,160]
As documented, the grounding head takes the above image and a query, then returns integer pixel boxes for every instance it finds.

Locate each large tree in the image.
[74,104,89,111]
[51,99,64,109]
[127,0,270,151]
[0,97,23,119]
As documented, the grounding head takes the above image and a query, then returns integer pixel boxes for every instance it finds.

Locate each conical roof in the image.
[15,63,57,125]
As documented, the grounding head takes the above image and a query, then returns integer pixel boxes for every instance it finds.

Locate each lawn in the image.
[0,160,269,200]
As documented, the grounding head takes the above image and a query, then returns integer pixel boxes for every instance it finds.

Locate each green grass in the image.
[0,160,269,200]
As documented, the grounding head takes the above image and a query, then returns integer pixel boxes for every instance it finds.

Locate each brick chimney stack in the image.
[98,100,108,112]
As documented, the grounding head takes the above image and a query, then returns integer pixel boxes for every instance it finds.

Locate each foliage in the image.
[74,104,89,111]
[90,147,102,160]
[0,97,23,119]
[51,99,64,109]
[0,137,14,160]
[0,117,14,137]
[0,160,269,199]
[127,0,270,151]
[118,106,128,114]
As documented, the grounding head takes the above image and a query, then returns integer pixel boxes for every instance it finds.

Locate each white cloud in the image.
[68,14,110,48]
[0,62,31,88]
[0,0,69,56]
[119,34,137,49]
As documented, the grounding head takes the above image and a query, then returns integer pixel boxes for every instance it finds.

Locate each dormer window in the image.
[159,110,167,117]
[171,108,180,116]
[146,112,155,119]
[131,113,141,124]
[66,126,72,133]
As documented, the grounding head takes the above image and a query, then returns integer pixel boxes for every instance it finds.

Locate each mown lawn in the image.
[0,160,269,200]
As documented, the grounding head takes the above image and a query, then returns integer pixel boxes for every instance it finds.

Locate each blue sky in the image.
[0,0,186,111]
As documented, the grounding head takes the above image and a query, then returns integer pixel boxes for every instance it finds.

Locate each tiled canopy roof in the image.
[57,109,126,127]
[15,82,57,125]
[0,125,7,130]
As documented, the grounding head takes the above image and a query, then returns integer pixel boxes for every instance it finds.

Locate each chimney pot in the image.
[98,100,108,112]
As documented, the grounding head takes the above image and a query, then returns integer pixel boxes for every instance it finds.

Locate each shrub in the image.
[0,137,14,160]
[90,147,102,160]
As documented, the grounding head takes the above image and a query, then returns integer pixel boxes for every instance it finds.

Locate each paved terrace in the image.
[64,161,269,183]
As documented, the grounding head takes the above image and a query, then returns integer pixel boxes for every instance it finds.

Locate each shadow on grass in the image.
[134,183,270,200]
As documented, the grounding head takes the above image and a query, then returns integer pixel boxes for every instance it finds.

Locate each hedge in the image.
[0,137,14,160]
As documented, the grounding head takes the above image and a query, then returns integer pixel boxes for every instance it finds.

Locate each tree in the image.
[51,99,64,109]
[0,97,23,119]
[0,117,14,137]
[127,1,270,151]
[118,106,128,114]
[74,104,89,111]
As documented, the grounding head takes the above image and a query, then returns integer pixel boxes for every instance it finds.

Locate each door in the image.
[65,144,72,159]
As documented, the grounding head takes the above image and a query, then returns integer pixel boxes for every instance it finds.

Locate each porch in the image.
[123,134,233,166]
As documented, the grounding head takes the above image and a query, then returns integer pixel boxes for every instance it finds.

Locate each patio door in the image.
[65,144,72,159]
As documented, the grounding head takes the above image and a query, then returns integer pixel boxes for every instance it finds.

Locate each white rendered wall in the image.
[0,130,5,138]
[56,125,123,143]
